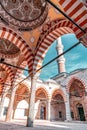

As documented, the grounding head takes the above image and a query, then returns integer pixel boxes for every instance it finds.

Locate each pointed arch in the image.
[15,82,30,101]
[36,87,49,100]
[0,64,15,95]
[0,77,4,84]
[0,26,33,74]
[0,64,14,85]
[34,19,74,72]
[12,60,27,87]
[34,10,87,72]
[58,0,87,43]
[51,89,66,102]
[67,77,86,93]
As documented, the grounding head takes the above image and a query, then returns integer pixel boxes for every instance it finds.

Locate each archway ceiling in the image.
[0,38,20,58]
[0,0,86,52]
[0,0,64,50]
[70,79,85,97]
[0,0,86,76]
[16,83,29,101]
[0,0,48,29]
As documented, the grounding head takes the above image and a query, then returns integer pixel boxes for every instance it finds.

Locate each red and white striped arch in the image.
[0,77,4,84]
[3,77,12,96]
[12,60,27,88]
[58,0,87,44]
[34,19,74,72]
[34,7,87,72]
[0,64,14,85]
[0,27,33,74]
[33,0,87,73]
[0,77,4,95]
[36,87,49,99]
[0,64,14,95]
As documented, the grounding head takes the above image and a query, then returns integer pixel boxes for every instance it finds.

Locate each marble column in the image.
[56,37,66,73]
[26,76,37,127]
[65,93,72,121]
[47,99,51,120]
[0,85,7,117]
[5,89,16,121]
[0,94,5,117]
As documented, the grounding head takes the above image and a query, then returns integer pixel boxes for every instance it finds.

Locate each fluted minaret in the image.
[56,37,66,73]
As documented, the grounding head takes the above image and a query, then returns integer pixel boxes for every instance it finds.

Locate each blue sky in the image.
[24,34,87,81]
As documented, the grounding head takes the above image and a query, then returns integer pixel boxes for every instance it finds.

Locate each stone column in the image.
[65,93,72,121]
[26,76,37,127]
[5,89,16,121]
[47,99,51,120]
[0,94,5,117]
[0,85,7,117]
[56,37,66,73]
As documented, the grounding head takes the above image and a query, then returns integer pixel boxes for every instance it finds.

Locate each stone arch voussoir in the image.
[0,26,33,74]
[67,76,86,93]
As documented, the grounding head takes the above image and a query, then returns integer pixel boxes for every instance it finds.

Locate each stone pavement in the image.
[0,119,87,130]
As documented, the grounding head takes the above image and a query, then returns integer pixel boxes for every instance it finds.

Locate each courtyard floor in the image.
[0,119,87,130]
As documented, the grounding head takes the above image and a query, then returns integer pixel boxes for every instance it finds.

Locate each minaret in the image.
[56,37,66,73]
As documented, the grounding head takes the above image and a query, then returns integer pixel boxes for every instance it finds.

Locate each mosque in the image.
[0,0,87,127]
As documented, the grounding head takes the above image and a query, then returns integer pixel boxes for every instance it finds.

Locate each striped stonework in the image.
[51,89,66,102]
[36,87,49,100]
[34,19,74,72]
[3,77,11,96]
[0,64,14,86]
[0,78,4,84]
[33,0,87,73]
[12,60,27,88]
[34,12,86,73]
[66,77,86,93]
[0,78,4,95]
[58,0,87,42]
[0,27,33,74]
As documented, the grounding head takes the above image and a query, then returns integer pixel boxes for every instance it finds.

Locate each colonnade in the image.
[0,37,72,126]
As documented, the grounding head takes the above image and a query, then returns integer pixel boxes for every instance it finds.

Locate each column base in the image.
[26,117,34,127]
[65,119,72,122]
[5,118,12,122]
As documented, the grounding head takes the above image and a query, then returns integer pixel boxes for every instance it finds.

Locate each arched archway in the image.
[15,83,30,102]
[51,89,66,121]
[69,79,85,98]
[34,19,74,72]
[0,27,33,74]
[69,78,86,121]
[12,83,30,119]
[33,11,86,73]
[12,60,27,87]
[35,87,49,120]
[0,64,14,96]
[14,100,28,119]
[0,64,14,85]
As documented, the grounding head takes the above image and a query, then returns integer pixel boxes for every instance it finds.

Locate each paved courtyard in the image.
[0,120,87,130]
